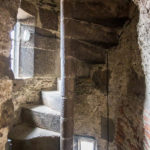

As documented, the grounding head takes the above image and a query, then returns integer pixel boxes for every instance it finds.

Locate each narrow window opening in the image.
[10,22,21,78]
[77,136,97,150]
[80,140,94,150]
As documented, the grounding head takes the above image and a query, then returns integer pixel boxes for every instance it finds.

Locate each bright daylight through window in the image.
[78,137,97,150]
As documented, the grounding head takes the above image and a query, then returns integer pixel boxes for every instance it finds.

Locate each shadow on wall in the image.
[108,2,146,150]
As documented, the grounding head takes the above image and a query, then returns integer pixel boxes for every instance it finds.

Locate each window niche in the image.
[10,8,35,79]
[10,7,60,79]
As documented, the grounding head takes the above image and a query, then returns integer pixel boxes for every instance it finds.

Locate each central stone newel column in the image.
[60,0,74,150]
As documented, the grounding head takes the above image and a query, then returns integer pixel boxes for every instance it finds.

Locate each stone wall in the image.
[135,0,150,149]
[73,1,146,150]
[108,1,150,149]
[109,3,145,150]
[0,1,20,149]
[74,67,108,150]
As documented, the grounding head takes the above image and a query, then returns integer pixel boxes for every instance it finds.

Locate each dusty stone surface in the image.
[21,0,60,29]
[73,1,146,150]
[74,69,108,150]
[34,49,59,77]
[108,3,145,150]
[34,27,59,50]
[0,0,20,149]
[64,19,119,47]
[12,78,56,124]
[134,0,150,149]
[64,0,130,27]
[65,38,106,64]
[39,8,58,30]
[0,128,9,150]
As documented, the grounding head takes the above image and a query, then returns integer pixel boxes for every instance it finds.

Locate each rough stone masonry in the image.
[0,0,150,150]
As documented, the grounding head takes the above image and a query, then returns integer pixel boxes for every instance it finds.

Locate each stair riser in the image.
[22,108,60,132]
[41,92,62,111]
[11,137,60,150]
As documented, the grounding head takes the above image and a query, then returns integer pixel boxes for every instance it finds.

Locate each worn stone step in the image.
[9,124,60,150]
[21,105,60,132]
[41,91,62,111]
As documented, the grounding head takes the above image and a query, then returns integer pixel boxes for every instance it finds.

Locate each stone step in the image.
[9,124,60,150]
[21,105,60,132]
[41,91,62,111]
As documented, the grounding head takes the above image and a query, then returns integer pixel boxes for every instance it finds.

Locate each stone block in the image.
[1,0,20,18]
[101,116,115,142]
[21,105,60,132]
[0,80,12,103]
[0,127,9,150]
[0,56,14,78]
[35,27,59,50]
[37,0,60,9]
[39,8,58,30]
[20,0,37,17]
[127,68,145,97]
[0,100,14,128]
[34,49,59,77]
[11,137,60,150]
[67,2,128,27]
[64,19,118,47]
[64,1,73,18]
[13,79,25,92]
[65,57,90,77]
[65,38,106,64]
[92,68,108,93]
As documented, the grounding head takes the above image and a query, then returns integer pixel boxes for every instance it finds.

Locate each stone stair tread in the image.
[21,105,60,132]
[42,90,61,95]
[22,105,61,116]
[9,124,60,141]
